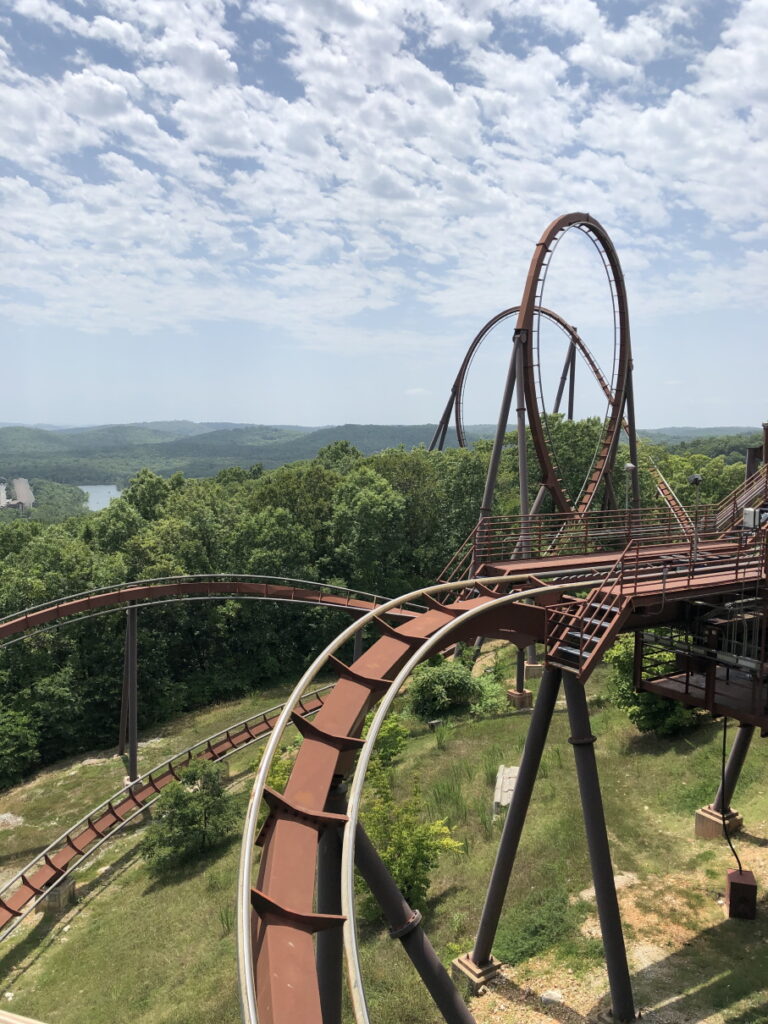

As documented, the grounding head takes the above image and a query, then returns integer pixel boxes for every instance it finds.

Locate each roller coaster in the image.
[1,213,767,1024]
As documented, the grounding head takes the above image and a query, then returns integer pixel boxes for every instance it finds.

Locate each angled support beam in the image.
[479,332,520,516]
[355,825,475,1024]
[471,665,562,968]
[567,341,576,421]
[562,671,635,1022]
[713,723,755,815]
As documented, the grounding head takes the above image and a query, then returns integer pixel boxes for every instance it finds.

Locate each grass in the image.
[1,661,768,1023]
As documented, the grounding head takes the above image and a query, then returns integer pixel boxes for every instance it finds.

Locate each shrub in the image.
[605,635,700,736]
[360,773,462,915]
[366,712,408,768]
[408,658,480,720]
[140,760,239,875]
[469,671,507,719]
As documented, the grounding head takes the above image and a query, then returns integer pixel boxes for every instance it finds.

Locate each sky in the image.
[1,0,767,428]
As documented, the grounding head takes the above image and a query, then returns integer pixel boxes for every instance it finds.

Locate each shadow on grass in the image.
[482,899,768,1024]
[620,718,720,759]
[586,907,768,1023]
[738,830,768,849]
[141,836,239,895]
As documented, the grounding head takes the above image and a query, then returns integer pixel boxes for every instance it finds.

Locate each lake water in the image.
[78,484,122,511]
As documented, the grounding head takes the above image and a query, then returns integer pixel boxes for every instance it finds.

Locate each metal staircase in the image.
[716,463,768,533]
[545,544,632,678]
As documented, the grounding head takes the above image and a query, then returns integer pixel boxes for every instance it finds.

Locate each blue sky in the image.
[1,0,766,428]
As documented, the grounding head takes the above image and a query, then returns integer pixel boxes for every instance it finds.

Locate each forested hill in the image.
[0,420,760,485]
[0,421,496,484]
[0,418,752,788]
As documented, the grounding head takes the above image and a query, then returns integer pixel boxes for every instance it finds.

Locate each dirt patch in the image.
[472,641,510,678]
[577,871,638,903]
[0,813,24,829]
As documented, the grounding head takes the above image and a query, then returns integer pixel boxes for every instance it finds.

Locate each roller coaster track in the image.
[0,576,424,939]
[0,574,421,647]
[237,572,613,1024]
[0,687,332,940]
[4,212,768,1024]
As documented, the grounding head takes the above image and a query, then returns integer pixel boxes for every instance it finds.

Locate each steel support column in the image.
[713,724,755,814]
[317,782,346,1024]
[118,621,130,757]
[562,671,635,1022]
[472,665,562,966]
[124,605,138,782]
[515,330,531,557]
[479,333,520,516]
[355,825,475,1024]
[624,366,641,510]
[515,647,525,693]
[567,343,576,421]
[429,391,457,452]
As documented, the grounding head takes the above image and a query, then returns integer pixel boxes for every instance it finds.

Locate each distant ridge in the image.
[0,421,761,487]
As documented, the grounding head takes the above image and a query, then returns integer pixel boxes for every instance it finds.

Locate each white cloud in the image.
[0,0,765,374]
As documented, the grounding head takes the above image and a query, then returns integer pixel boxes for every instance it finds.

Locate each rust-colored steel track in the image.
[0,576,420,940]
[239,575,553,1024]
[0,574,417,646]
[429,306,593,451]
[516,213,631,515]
[0,688,332,939]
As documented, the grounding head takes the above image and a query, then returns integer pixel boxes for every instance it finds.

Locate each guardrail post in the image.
[562,671,635,1022]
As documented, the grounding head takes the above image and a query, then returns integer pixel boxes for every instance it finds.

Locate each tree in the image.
[408,658,480,720]
[331,466,407,593]
[0,708,40,790]
[122,469,172,521]
[140,760,239,875]
[360,764,461,915]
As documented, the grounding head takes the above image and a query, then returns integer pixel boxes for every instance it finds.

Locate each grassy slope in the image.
[1,665,768,1023]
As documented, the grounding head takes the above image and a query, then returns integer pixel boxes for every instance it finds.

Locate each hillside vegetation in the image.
[1,667,767,1024]
[3,419,757,487]
[0,416,750,789]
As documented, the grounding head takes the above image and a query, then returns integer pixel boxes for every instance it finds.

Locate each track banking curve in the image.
[0,574,421,648]
[0,576,422,939]
[237,572,609,1024]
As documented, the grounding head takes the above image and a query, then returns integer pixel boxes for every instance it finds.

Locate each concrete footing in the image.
[726,868,757,920]
[43,876,76,916]
[524,662,543,681]
[451,953,502,994]
[507,688,533,709]
[694,805,743,839]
